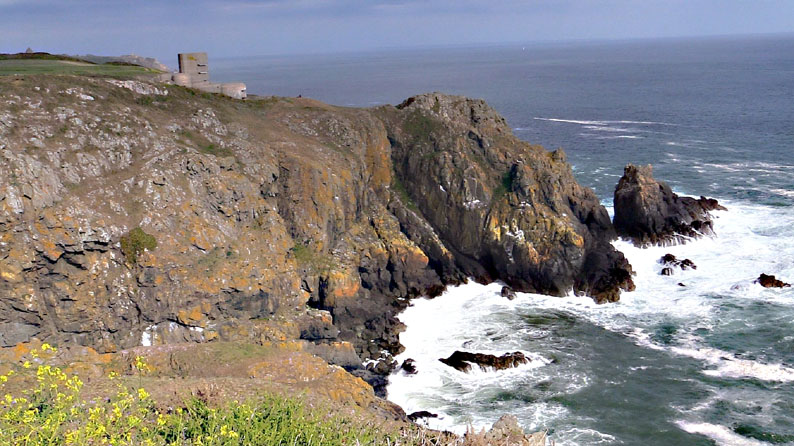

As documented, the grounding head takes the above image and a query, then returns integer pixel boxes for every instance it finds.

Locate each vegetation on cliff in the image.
[120,227,157,264]
[0,345,398,445]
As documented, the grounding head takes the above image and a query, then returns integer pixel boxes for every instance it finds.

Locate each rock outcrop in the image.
[756,274,791,288]
[380,94,635,303]
[659,254,696,275]
[466,414,547,446]
[439,350,529,372]
[613,164,726,246]
[0,77,636,394]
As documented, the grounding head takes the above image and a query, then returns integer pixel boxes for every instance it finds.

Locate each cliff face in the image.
[0,76,632,391]
[380,94,634,302]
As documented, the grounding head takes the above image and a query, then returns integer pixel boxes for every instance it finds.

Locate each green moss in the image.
[135,94,169,106]
[198,143,234,158]
[403,110,441,141]
[196,247,226,273]
[120,227,157,264]
[492,170,514,200]
[291,241,335,274]
[431,97,441,114]
[391,175,418,212]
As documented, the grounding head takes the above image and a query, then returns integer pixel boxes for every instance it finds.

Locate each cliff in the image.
[0,75,633,393]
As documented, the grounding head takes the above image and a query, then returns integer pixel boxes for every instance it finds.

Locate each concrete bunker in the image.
[172,52,246,99]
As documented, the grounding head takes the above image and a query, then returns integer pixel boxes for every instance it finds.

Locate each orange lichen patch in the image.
[324,367,374,407]
[36,238,62,262]
[365,133,392,189]
[177,304,205,326]
[326,269,361,300]
[11,342,32,360]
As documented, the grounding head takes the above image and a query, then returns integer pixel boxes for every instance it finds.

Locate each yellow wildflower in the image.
[137,387,149,400]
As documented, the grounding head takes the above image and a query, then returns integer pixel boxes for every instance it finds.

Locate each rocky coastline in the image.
[0,74,734,430]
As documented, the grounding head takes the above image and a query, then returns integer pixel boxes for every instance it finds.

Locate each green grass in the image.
[0,59,158,77]
[403,110,441,142]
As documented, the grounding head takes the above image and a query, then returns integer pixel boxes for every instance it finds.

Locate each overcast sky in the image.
[2,0,793,65]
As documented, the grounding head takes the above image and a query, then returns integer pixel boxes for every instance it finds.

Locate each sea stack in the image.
[613,164,726,246]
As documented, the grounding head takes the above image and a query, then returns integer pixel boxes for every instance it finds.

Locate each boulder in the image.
[501,285,517,300]
[400,358,418,375]
[614,164,726,246]
[660,254,697,271]
[408,411,438,422]
[756,274,791,288]
[466,414,547,446]
[661,267,674,276]
[439,351,528,373]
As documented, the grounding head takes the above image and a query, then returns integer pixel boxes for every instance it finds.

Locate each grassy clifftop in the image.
[0,52,161,77]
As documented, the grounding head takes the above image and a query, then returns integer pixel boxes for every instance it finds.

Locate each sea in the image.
[213,34,794,445]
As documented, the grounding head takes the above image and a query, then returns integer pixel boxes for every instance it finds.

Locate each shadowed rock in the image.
[501,285,516,300]
[660,254,697,275]
[439,351,528,373]
[756,274,791,288]
[614,164,726,246]
[400,358,418,375]
[408,411,438,422]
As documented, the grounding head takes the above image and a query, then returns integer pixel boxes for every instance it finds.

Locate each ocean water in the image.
[215,35,794,445]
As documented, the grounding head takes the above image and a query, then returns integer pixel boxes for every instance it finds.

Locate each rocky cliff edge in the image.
[0,76,633,393]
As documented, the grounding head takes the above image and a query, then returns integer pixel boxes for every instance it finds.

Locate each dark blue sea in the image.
[215,35,794,445]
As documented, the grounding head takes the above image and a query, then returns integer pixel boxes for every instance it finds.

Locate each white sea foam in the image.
[770,188,794,198]
[388,198,794,442]
[534,117,675,126]
[676,421,766,446]
[670,345,794,382]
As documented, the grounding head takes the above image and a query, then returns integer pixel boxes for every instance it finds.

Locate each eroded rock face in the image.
[439,350,529,372]
[1,79,637,392]
[380,94,635,303]
[614,164,726,246]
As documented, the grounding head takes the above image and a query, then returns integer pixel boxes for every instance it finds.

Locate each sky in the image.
[1,0,793,66]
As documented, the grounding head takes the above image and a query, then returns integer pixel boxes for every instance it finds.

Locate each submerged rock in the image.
[613,164,726,246]
[756,274,791,288]
[439,350,528,373]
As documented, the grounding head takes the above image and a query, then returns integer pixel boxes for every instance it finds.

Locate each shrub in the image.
[120,227,157,264]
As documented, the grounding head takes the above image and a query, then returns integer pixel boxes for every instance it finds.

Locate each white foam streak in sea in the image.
[675,422,767,446]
